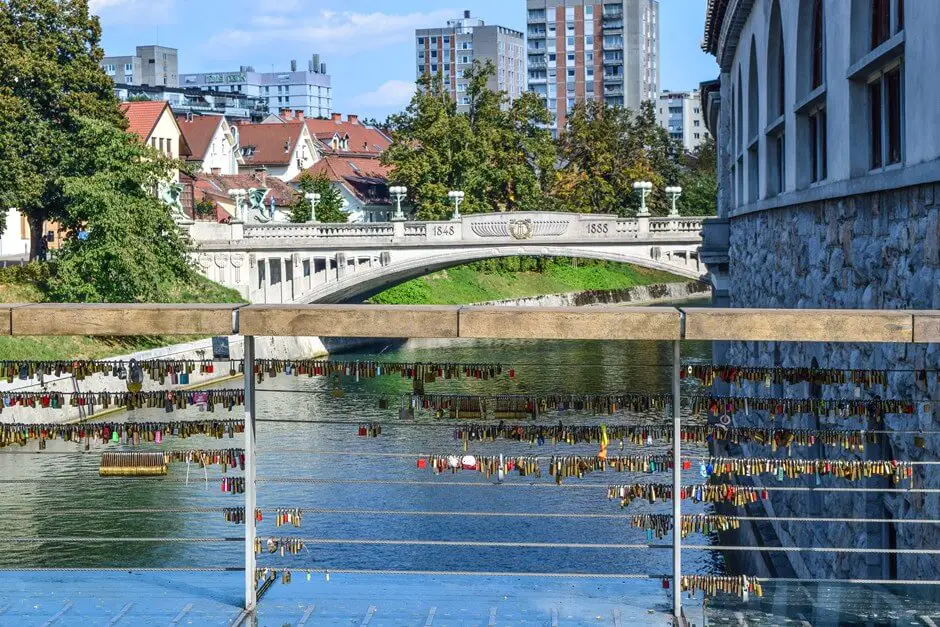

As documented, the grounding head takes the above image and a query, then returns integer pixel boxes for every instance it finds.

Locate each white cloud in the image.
[351,80,416,110]
[90,0,175,25]
[204,8,456,59]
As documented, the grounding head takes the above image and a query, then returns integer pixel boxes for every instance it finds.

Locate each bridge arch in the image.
[296,245,705,304]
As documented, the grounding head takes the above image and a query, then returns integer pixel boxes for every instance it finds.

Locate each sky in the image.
[93,0,719,119]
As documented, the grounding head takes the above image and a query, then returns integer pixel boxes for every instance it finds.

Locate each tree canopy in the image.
[292,171,348,223]
[382,62,556,220]
[0,0,197,302]
[383,64,715,218]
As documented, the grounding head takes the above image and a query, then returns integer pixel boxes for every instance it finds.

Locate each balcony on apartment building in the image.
[602,6,623,19]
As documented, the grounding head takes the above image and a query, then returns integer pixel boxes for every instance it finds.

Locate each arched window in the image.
[795,0,826,186]
[811,0,824,89]
[746,38,759,203]
[766,0,786,196]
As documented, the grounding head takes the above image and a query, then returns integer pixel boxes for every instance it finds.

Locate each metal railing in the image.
[1,304,938,622]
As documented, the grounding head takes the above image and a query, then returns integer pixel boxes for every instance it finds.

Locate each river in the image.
[0,303,722,582]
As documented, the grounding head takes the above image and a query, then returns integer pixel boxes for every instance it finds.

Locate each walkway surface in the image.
[0,571,678,626]
[4,571,940,625]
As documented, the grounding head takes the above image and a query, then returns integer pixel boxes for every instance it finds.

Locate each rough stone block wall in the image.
[723,182,940,579]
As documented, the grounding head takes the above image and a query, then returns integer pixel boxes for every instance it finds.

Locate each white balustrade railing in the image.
[236,214,705,244]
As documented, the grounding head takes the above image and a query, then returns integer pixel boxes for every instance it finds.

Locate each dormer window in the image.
[242,146,255,158]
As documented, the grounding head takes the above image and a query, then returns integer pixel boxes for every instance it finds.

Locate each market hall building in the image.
[699,0,940,581]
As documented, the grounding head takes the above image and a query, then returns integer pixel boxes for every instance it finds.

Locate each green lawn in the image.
[0,264,244,360]
[369,260,684,305]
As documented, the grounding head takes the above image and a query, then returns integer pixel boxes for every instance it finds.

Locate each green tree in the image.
[383,62,556,220]
[46,117,194,302]
[0,0,127,256]
[552,100,683,216]
[293,171,347,223]
[676,137,718,216]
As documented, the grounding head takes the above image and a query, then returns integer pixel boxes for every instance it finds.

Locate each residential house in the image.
[0,208,29,259]
[296,156,393,223]
[194,169,299,223]
[120,101,192,181]
[177,114,244,175]
[236,122,319,182]
[304,112,392,156]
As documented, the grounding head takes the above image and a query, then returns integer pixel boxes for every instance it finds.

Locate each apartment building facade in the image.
[416,11,525,113]
[656,90,707,151]
[102,45,178,87]
[181,55,332,119]
[526,0,660,132]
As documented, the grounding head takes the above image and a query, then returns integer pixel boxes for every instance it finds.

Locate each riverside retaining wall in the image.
[718,182,940,580]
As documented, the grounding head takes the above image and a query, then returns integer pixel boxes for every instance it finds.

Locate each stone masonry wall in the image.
[723,182,940,580]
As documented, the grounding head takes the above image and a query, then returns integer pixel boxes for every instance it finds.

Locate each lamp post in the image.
[632,181,653,217]
[228,189,247,222]
[665,185,683,217]
[389,186,408,222]
[447,190,465,220]
[304,192,320,223]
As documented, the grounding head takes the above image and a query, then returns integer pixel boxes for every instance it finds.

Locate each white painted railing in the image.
[236,213,705,245]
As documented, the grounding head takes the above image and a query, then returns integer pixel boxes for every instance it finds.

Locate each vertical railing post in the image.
[244,335,257,612]
[671,339,682,620]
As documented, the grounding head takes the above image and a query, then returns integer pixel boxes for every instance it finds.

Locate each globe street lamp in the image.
[632,181,653,217]
[304,192,321,223]
[389,186,408,221]
[447,190,465,220]
[227,189,247,222]
[665,185,683,217]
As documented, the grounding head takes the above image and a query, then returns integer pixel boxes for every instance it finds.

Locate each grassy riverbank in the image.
[369,259,683,305]
[0,263,244,360]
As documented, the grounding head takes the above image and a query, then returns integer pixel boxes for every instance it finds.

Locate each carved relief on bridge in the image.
[469,216,571,239]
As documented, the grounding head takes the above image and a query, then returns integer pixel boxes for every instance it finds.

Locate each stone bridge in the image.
[189,212,705,304]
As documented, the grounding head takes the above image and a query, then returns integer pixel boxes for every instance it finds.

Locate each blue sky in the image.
[93,0,718,119]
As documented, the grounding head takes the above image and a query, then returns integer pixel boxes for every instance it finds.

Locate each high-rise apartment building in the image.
[656,90,707,152]
[102,45,177,87]
[416,11,525,113]
[181,55,332,119]
[526,0,659,133]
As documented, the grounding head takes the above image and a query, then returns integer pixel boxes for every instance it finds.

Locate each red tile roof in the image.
[120,101,192,156]
[197,171,298,207]
[305,116,391,156]
[177,114,224,161]
[298,156,391,205]
[120,101,170,140]
[236,122,307,166]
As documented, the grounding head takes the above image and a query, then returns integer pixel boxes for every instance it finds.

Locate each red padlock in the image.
[509,368,515,378]
[662,578,670,589]
[417,459,427,469]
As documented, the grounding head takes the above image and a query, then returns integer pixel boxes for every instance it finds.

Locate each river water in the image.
[0,318,725,584]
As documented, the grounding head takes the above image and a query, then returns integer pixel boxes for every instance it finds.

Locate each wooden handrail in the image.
[1,303,937,343]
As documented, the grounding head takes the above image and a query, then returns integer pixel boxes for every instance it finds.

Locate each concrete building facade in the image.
[181,55,332,119]
[701,0,940,584]
[104,45,178,87]
[526,0,659,133]
[416,11,525,113]
[656,90,706,152]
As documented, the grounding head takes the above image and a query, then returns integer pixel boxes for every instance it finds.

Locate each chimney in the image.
[255,166,267,186]
[331,112,342,122]
[280,107,292,119]
[464,9,470,18]
[347,114,359,124]
[296,110,305,121]
[290,59,297,72]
